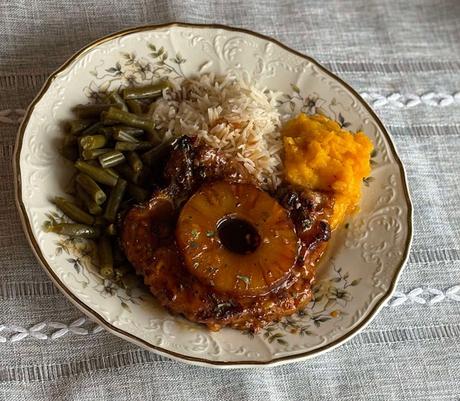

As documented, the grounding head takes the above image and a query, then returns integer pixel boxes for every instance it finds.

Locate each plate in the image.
[14,23,412,368]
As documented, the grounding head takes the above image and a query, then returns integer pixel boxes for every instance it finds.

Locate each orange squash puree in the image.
[282,113,373,229]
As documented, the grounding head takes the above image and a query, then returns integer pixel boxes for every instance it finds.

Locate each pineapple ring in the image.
[176,181,299,296]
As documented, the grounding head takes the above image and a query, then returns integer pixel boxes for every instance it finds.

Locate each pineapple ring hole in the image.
[217,216,261,255]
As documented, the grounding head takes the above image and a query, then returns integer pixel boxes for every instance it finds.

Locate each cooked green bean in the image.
[107,92,128,111]
[97,126,115,138]
[112,126,144,137]
[73,103,116,118]
[53,196,94,225]
[98,236,114,278]
[61,135,79,161]
[105,223,117,236]
[146,102,157,117]
[115,141,153,151]
[101,118,119,126]
[126,99,143,115]
[113,245,127,265]
[76,184,103,215]
[112,130,139,143]
[93,216,106,226]
[75,173,107,205]
[102,107,155,134]
[79,134,107,150]
[81,121,106,136]
[98,150,125,168]
[123,81,170,100]
[46,223,101,239]
[63,134,78,147]
[104,167,120,180]
[104,178,127,222]
[141,139,174,166]
[75,160,118,187]
[61,145,79,162]
[126,151,143,173]
[68,119,95,135]
[82,148,111,161]
[114,163,141,184]
[127,182,150,202]
[145,130,162,146]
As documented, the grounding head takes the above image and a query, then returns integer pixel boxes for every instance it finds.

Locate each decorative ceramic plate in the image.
[14,23,412,368]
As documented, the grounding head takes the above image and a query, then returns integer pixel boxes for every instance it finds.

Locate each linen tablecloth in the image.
[1,1,459,399]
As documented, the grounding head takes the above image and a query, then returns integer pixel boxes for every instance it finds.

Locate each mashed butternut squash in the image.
[282,113,373,229]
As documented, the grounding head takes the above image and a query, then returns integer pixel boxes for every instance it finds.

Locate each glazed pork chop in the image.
[120,136,332,331]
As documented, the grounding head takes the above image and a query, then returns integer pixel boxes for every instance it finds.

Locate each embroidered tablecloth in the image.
[1,0,459,399]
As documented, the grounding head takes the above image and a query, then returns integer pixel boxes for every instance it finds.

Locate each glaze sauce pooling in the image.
[217,216,261,255]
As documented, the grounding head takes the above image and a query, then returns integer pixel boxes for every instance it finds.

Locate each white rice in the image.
[151,73,285,190]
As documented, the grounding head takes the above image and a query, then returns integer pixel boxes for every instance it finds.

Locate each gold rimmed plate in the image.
[14,23,412,368]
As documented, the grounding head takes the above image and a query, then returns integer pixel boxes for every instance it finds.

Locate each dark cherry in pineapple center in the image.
[217,216,261,255]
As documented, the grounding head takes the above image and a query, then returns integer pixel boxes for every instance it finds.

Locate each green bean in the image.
[114,163,141,184]
[127,182,150,202]
[61,135,79,161]
[118,198,135,213]
[98,236,114,278]
[104,178,127,222]
[141,139,174,166]
[101,118,119,126]
[126,151,143,173]
[93,216,106,226]
[82,148,111,161]
[113,245,127,265]
[112,130,139,143]
[123,81,170,100]
[105,223,117,236]
[76,184,103,215]
[68,119,95,135]
[63,134,78,147]
[75,160,118,187]
[97,126,115,138]
[61,145,79,162]
[146,102,157,117]
[45,223,101,239]
[102,107,155,134]
[73,103,116,118]
[126,99,143,115]
[75,173,107,205]
[107,92,128,112]
[112,126,144,137]
[81,121,106,136]
[96,126,138,140]
[105,167,120,180]
[53,196,94,225]
[79,134,107,150]
[115,141,153,151]
[145,130,162,146]
[98,150,125,168]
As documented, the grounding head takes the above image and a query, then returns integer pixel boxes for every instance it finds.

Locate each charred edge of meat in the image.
[276,184,332,262]
[159,136,257,209]
[163,136,196,192]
